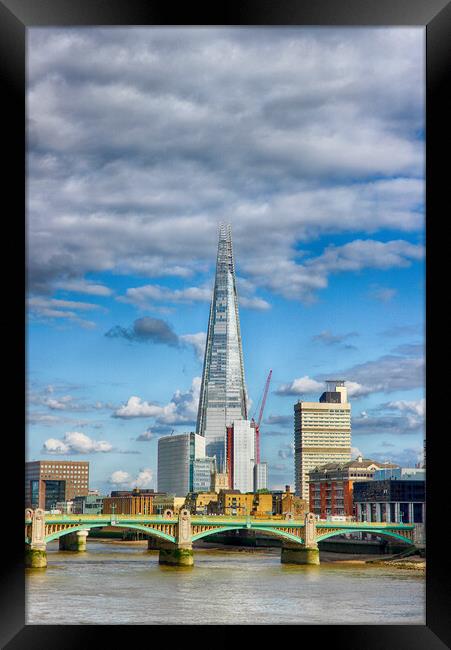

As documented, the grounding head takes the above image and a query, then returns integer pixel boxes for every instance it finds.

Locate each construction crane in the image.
[252,369,272,464]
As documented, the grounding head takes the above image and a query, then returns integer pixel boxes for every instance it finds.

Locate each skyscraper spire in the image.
[196,224,248,468]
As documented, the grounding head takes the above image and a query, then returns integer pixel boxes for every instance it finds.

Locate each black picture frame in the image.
[1,0,449,647]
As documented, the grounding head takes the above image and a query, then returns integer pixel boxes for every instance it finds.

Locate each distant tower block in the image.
[196,224,248,468]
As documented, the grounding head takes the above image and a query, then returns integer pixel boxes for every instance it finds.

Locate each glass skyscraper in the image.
[196,224,248,468]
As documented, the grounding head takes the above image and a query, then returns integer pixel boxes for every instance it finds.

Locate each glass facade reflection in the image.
[196,224,248,468]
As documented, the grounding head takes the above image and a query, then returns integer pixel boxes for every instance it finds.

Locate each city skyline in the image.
[27,27,425,494]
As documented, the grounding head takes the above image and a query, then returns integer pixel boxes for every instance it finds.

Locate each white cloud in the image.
[275,376,324,396]
[109,470,131,484]
[113,376,201,425]
[387,398,425,417]
[108,467,154,488]
[27,28,424,303]
[27,296,99,328]
[42,431,113,454]
[239,295,271,310]
[55,278,113,296]
[179,332,207,361]
[118,283,212,309]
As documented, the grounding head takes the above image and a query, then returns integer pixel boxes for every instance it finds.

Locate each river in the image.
[26,541,425,625]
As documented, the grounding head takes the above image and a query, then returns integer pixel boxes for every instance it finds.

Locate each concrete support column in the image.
[281,544,320,565]
[395,502,400,523]
[366,504,371,522]
[159,509,194,567]
[281,512,320,565]
[25,543,47,568]
[158,545,194,566]
[26,507,47,568]
[408,503,414,524]
[59,530,89,551]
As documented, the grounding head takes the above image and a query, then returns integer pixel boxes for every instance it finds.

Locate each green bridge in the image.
[25,508,417,568]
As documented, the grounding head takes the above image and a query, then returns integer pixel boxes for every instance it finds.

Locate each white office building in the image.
[253,462,268,491]
[231,419,255,493]
[157,432,206,497]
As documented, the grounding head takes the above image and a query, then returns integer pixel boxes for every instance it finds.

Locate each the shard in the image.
[196,224,248,468]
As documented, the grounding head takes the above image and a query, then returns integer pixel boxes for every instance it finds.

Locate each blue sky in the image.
[26,27,425,493]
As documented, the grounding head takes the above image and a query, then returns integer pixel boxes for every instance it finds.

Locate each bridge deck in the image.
[25,513,414,530]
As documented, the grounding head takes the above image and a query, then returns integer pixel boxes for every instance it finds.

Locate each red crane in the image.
[253,369,272,464]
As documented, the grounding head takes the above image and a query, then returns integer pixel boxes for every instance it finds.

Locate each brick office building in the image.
[25,460,89,510]
[309,457,398,518]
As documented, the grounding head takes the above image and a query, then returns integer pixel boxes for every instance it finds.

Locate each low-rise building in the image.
[184,492,218,515]
[353,473,425,524]
[216,490,273,517]
[152,494,186,515]
[73,494,105,515]
[103,488,156,515]
[54,500,74,514]
[309,457,399,518]
[272,485,307,518]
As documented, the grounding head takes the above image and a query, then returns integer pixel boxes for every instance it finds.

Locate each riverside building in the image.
[25,460,89,510]
[294,380,351,501]
[353,473,425,524]
[157,432,214,496]
[309,456,399,518]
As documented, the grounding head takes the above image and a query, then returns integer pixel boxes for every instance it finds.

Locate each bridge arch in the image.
[41,523,176,545]
[192,525,304,546]
[316,528,413,545]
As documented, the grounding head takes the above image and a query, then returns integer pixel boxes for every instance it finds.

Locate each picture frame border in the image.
[1,0,449,646]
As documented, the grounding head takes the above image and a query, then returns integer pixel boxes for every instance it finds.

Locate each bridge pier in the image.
[281,544,320,565]
[158,544,194,567]
[158,508,194,567]
[281,512,320,565]
[59,530,89,552]
[25,543,47,568]
[25,507,47,568]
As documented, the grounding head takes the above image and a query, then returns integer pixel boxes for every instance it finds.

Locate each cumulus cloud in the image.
[27,27,424,302]
[135,429,154,441]
[42,431,113,454]
[179,332,207,361]
[105,317,179,347]
[108,467,154,488]
[113,376,201,425]
[275,376,324,396]
[352,399,425,437]
[386,398,425,417]
[276,350,424,402]
[118,283,212,310]
[329,354,424,396]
